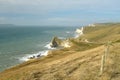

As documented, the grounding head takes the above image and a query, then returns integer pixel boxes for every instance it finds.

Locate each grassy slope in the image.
[0,23,120,80]
[84,24,120,42]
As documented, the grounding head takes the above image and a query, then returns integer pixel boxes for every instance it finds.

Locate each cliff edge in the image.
[0,23,120,80]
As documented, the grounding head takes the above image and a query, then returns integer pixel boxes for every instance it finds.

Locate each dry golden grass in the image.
[0,43,119,80]
[0,23,120,80]
[84,24,120,43]
[0,45,105,80]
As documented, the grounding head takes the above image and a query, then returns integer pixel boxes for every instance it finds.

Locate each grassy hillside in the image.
[0,23,120,80]
[83,23,120,42]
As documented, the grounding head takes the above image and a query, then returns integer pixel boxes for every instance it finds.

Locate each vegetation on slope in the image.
[0,23,120,80]
[84,23,120,42]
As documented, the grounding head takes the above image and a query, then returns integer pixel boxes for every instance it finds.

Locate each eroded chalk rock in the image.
[50,37,62,48]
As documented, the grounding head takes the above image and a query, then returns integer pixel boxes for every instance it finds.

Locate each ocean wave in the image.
[44,43,56,49]
[19,41,57,62]
[66,31,75,34]
[19,50,49,62]
[66,31,70,34]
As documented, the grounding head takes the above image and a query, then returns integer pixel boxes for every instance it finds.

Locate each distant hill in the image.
[0,24,15,27]
[84,23,120,42]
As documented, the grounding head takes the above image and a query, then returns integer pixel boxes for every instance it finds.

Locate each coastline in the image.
[0,26,78,72]
[0,23,120,80]
[19,27,82,62]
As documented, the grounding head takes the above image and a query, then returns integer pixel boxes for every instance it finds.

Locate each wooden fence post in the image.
[99,41,112,76]
[100,54,105,76]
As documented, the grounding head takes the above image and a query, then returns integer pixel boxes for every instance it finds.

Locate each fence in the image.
[99,41,111,76]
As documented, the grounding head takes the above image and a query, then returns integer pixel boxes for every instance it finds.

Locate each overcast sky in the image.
[0,0,120,26]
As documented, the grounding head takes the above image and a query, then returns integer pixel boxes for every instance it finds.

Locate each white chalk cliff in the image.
[75,27,84,38]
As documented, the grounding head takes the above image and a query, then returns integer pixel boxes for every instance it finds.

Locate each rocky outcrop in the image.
[50,37,62,48]
[50,37,72,48]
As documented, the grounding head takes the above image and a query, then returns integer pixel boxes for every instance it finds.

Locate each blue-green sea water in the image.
[0,26,78,72]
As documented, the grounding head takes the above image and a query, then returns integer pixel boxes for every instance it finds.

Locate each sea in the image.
[0,26,79,72]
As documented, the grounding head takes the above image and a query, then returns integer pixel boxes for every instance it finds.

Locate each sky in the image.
[0,0,120,26]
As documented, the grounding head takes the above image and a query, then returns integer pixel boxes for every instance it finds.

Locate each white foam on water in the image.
[19,55,30,62]
[19,50,49,62]
[40,51,49,56]
[66,31,70,33]
[44,43,56,49]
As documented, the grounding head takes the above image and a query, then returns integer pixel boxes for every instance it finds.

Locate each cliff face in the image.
[50,37,72,48]
[50,37,61,47]
[0,23,120,80]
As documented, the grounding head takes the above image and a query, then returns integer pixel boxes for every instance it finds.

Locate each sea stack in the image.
[50,37,59,47]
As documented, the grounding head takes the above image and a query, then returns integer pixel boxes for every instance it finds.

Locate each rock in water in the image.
[50,36,71,48]
[50,37,59,47]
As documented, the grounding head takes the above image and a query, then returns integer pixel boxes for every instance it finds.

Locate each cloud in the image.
[0,0,118,14]
[0,0,120,25]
